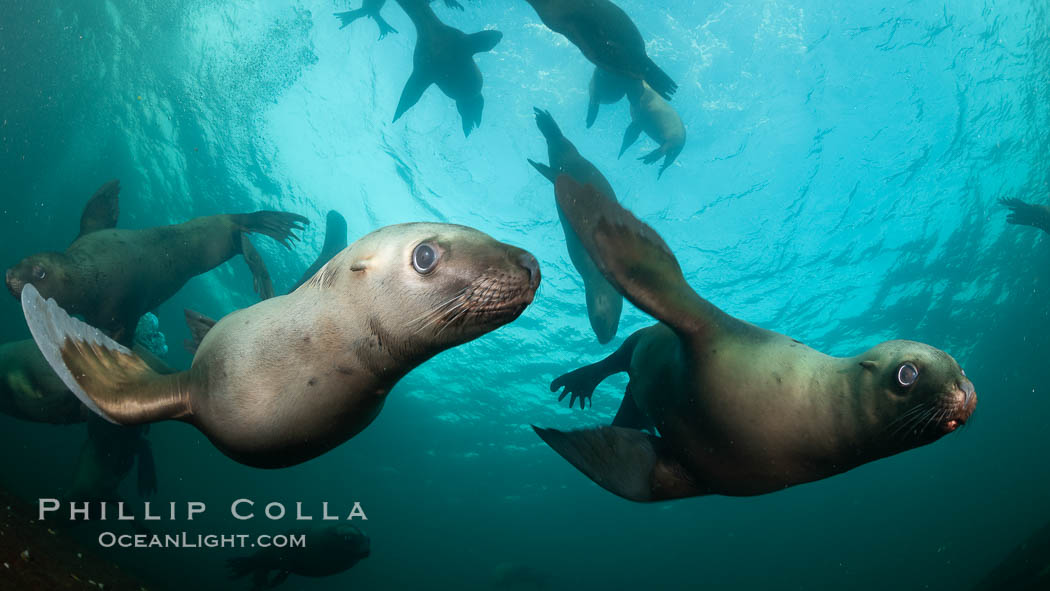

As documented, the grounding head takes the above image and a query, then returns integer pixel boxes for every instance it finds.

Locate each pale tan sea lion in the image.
[620,81,686,178]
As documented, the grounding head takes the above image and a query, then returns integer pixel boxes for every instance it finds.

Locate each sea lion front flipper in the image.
[618,120,642,158]
[527,159,557,183]
[21,284,193,426]
[241,234,275,300]
[532,426,702,502]
[77,179,121,239]
[554,175,718,341]
[234,211,310,249]
[183,309,217,354]
[586,93,600,129]
[393,69,433,123]
[465,29,502,54]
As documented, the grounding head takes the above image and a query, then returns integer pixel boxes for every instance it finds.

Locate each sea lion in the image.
[228,525,370,589]
[971,520,1050,591]
[292,210,349,292]
[523,0,677,100]
[4,179,308,344]
[391,0,503,136]
[1001,198,1050,235]
[0,338,172,424]
[533,176,977,502]
[527,108,622,344]
[586,66,632,128]
[334,0,465,40]
[22,223,540,468]
[69,418,157,503]
[619,81,686,178]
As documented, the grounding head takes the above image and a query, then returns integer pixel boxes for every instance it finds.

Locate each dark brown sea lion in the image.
[23,223,540,468]
[228,525,370,589]
[533,176,977,502]
[1001,198,1050,235]
[619,81,686,178]
[4,180,307,344]
[527,108,622,344]
[391,0,503,136]
[523,0,677,100]
[586,66,632,128]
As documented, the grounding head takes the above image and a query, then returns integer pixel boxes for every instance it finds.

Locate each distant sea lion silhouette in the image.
[524,0,677,100]
[535,176,977,502]
[1001,198,1050,235]
[23,223,540,468]
[228,525,370,589]
[527,108,622,344]
[391,0,503,136]
[620,81,686,178]
[4,180,308,344]
[291,210,350,291]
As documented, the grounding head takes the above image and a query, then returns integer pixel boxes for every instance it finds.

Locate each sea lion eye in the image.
[32,266,46,280]
[412,243,438,274]
[897,363,919,387]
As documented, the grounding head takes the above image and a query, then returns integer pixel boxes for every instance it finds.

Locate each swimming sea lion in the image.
[523,0,677,100]
[619,81,686,178]
[22,223,540,468]
[292,210,349,292]
[527,108,622,344]
[1001,198,1050,235]
[586,66,632,128]
[391,0,503,136]
[4,179,308,344]
[69,418,157,503]
[533,176,977,502]
[334,0,464,40]
[228,525,370,589]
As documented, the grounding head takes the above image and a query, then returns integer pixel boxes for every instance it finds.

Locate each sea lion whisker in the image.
[884,404,928,430]
[892,405,936,438]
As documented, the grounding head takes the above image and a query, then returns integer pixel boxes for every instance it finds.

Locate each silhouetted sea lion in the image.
[586,66,632,128]
[524,0,677,100]
[620,81,685,178]
[534,176,977,502]
[392,0,502,136]
[228,525,370,589]
[527,108,622,344]
[1001,198,1050,235]
[971,520,1050,591]
[4,180,308,344]
[23,223,540,468]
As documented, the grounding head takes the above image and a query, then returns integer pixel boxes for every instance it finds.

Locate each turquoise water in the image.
[1,1,1048,589]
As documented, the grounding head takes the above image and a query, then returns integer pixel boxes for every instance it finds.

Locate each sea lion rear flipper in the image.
[334,9,365,30]
[21,284,193,426]
[465,29,502,54]
[586,94,600,129]
[77,179,121,239]
[533,426,702,502]
[618,120,642,158]
[184,309,217,354]
[642,58,677,101]
[393,69,432,123]
[235,211,309,250]
[241,234,275,300]
[553,175,717,340]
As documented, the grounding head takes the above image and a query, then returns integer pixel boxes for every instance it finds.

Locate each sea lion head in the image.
[314,223,540,363]
[857,340,976,447]
[6,253,74,305]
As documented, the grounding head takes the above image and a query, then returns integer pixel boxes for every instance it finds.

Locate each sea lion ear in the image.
[350,261,368,272]
[859,360,878,371]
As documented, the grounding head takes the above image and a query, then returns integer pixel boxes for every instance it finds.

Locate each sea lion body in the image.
[0,339,79,423]
[5,181,306,343]
[1001,198,1050,235]
[527,108,622,343]
[524,0,677,100]
[228,525,370,588]
[537,177,977,502]
[620,81,686,178]
[392,0,502,136]
[23,223,540,468]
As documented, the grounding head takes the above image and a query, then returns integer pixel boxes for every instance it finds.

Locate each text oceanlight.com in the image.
[98,532,307,549]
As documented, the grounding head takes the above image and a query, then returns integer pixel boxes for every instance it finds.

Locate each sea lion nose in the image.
[517,252,541,289]
[959,379,976,407]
